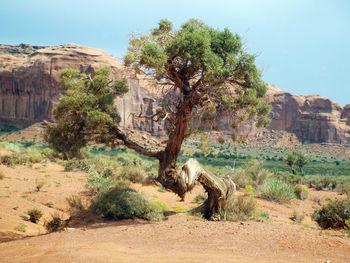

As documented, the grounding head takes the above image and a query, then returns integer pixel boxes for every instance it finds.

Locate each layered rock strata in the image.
[0,44,349,143]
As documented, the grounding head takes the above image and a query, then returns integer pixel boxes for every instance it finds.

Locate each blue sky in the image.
[1,0,349,105]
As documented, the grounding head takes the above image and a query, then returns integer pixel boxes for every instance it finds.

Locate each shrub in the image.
[271,171,302,186]
[0,171,4,180]
[223,194,258,221]
[14,223,26,232]
[66,195,86,216]
[27,208,43,223]
[85,172,114,193]
[290,210,305,223]
[119,165,149,184]
[312,199,350,229]
[294,185,309,200]
[260,179,295,203]
[45,213,63,232]
[91,187,163,221]
[304,175,337,191]
[0,152,28,166]
[35,179,46,192]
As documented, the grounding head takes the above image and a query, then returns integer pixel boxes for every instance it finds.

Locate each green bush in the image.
[312,199,350,229]
[260,179,295,203]
[271,171,302,186]
[294,185,309,200]
[119,164,153,184]
[85,172,114,193]
[222,194,257,221]
[45,213,63,232]
[0,152,28,166]
[304,175,337,191]
[91,187,163,221]
[27,208,43,223]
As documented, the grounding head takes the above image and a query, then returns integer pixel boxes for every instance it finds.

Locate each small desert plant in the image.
[45,213,63,232]
[0,171,4,180]
[312,199,350,229]
[290,210,305,223]
[222,194,258,221]
[27,208,43,223]
[14,223,26,232]
[86,172,114,193]
[260,179,295,203]
[119,165,149,184]
[294,185,309,200]
[150,200,169,212]
[242,184,255,193]
[91,187,163,221]
[35,179,46,192]
[66,195,86,216]
[157,186,166,193]
[253,211,270,222]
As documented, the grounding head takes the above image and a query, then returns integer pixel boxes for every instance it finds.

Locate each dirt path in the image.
[1,163,350,262]
[1,214,350,263]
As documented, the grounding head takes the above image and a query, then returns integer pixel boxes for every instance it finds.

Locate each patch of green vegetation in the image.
[14,223,27,232]
[45,213,63,233]
[91,187,163,221]
[260,179,295,203]
[294,185,309,200]
[222,194,258,221]
[27,208,43,223]
[312,199,350,229]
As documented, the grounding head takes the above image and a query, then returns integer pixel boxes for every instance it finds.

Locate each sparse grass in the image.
[253,211,270,222]
[223,194,258,221]
[27,208,43,223]
[14,223,26,232]
[35,178,46,192]
[45,213,63,233]
[66,195,87,216]
[294,185,309,200]
[85,172,114,193]
[260,179,295,203]
[290,210,305,223]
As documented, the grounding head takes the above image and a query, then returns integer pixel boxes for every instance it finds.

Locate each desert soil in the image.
[0,162,350,263]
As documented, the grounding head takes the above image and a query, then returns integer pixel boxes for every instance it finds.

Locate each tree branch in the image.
[114,128,163,159]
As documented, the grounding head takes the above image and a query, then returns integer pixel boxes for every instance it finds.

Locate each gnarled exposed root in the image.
[159,158,236,220]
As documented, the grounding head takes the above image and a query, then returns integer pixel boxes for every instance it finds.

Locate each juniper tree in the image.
[46,19,270,220]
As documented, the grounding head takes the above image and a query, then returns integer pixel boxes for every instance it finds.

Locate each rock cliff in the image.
[0,44,349,143]
[266,85,350,143]
[0,44,164,136]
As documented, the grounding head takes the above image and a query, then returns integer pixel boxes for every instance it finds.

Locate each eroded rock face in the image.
[0,44,349,143]
[0,44,164,136]
[267,85,350,144]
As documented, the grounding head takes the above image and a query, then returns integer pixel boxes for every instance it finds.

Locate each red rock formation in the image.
[267,85,350,144]
[0,44,164,136]
[0,44,349,144]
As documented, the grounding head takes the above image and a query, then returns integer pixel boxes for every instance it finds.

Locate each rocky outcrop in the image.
[0,44,349,143]
[0,44,164,136]
[266,85,350,144]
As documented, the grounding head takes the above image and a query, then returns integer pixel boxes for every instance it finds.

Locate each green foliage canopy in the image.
[44,67,128,158]
[125,19,270,132]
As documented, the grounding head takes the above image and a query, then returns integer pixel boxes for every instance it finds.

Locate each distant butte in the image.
[0,44,349,144]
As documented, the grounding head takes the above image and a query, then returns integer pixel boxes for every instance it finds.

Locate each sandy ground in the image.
[0,163,350,263]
